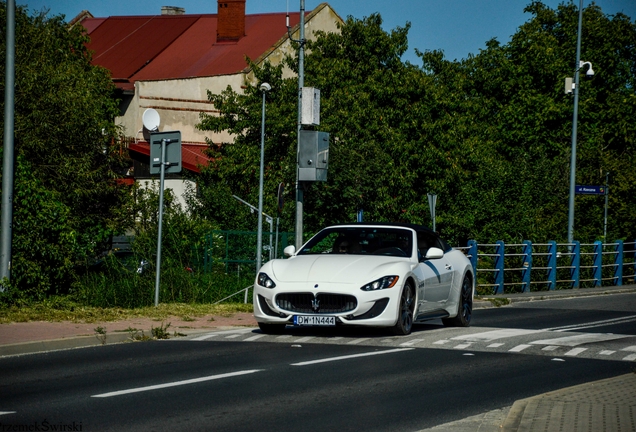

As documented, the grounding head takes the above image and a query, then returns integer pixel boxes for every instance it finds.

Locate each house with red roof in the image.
[72,1,341,207]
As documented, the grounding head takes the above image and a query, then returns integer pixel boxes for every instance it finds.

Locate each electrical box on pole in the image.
[301,87,320,126]
[150,131,182,175]
[299,130,329,181]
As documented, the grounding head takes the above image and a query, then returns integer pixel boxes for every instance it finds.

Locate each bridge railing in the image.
[456,240,636,295]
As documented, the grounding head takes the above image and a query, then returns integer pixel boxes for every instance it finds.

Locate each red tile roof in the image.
[82,12,304,90]
[128,141,211,173]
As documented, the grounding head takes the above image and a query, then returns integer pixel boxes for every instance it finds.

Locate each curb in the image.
[0,327,246,357]
[478,285,636,307]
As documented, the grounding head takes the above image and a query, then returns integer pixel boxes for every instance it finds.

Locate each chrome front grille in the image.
[275,293,357,314]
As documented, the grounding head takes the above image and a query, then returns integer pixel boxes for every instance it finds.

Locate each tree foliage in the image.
[0,4,131,298]
[197,2,635,246]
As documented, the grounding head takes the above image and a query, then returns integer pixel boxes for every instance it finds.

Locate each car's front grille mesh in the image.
[276,293,357,314]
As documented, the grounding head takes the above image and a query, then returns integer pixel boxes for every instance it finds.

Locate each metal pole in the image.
[1,0,16,286]
[256,88,267,273]
[154,139,167,306]
[295,0,305,249]
[567,0,584,245]
[603,172,609,241]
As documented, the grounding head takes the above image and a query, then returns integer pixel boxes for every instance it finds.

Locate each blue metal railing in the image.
[459,239,635,294]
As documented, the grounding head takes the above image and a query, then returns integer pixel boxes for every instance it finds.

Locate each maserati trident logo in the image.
[311,298,320,312]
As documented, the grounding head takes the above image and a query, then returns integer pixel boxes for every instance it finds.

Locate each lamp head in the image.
[259,82,272,92]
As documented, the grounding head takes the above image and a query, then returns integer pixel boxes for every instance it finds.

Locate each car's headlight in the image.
[360,276,399,291]
[257,272,276,288]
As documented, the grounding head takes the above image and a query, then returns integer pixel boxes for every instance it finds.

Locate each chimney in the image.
[217,0,246,41]
[162,6,185,15]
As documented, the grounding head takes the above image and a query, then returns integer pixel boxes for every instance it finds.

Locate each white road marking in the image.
[542,315,636,332]
[454,343,472,350]
[91,370,262,398]
[433,340,450,345]
[487,343,504,348]
[294,336,315,343]
[542,346,559,351]
[530,333,628,347]
[599,350,615,356]
[399,339,424,347]
[0,412,16,416]
[452,329,541,342]
[622,345,636,352]
[225,334,241,339]
[623,354,636,362]
[564,348,587,356]
[348,338,371,345]
[291,348,415,366]
[509,344,531,352]
[191,334,217,341]
[380,339,394,343]
[276,335,292,339]
[244,335,266,342]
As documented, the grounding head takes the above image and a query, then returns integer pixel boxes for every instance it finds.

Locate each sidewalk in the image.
[1,284,635,431]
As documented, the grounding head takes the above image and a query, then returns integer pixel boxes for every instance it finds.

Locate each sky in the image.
[20,0,636,64]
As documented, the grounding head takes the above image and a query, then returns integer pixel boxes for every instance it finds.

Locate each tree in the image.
[0,4,131,299]
[195,3,636,247]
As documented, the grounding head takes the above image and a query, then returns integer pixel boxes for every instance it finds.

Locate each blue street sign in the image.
[575,185,606,195]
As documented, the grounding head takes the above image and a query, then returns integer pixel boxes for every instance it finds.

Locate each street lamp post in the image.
[567,0,594,245]
[256,83,271,273]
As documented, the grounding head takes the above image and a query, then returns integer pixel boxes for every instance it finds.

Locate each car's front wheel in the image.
[258,322,286,334]
[393,283,414,335]
[442,274,472,327]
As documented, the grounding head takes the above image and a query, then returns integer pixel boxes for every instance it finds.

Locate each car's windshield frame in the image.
[298,226,414,258]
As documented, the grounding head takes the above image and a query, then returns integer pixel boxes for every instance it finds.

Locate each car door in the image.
[415,232,454,312]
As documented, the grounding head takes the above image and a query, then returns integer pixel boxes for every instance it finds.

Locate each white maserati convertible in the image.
[253,223,474,335]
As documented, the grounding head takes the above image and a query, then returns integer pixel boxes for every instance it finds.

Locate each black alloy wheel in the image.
[393,284,415,335]
[442,274,473,327]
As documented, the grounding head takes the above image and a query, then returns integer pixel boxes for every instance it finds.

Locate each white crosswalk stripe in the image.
[186,326,636,362]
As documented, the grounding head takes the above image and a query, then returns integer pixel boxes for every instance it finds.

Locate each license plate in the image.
[293,315,336,326]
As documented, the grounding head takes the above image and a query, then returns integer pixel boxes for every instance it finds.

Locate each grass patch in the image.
[0,299,253,324]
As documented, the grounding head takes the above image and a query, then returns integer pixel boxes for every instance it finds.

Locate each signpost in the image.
[150,131,182,307]
[575,185,605,195]
[427,193,437,232]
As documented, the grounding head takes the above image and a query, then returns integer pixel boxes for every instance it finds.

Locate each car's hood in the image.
[269,255,407,284]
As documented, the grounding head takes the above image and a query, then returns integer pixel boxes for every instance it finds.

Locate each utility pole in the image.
[1,0,16,287]
[288,0,306,250]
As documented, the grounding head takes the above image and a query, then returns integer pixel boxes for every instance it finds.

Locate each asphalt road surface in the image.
[0,293,634,431]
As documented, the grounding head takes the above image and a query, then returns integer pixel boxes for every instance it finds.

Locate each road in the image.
[0,293,634,431]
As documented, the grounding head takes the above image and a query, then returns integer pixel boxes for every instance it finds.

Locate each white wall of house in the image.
[138,179,197,212]
[116,4,342,146]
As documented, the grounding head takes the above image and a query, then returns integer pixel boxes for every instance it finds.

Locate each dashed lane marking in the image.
[530,333,629,347]
[348,338,371,345]
[244,335,267,342]
[509,344,531,353]
[91,370,262,398]
[564,348,588,356]
[622,354,636,362]
[454,343,472,350]
[290,348,414,367]
[599,350,616,356]
[399,339,424,347]
[191,334,217,341]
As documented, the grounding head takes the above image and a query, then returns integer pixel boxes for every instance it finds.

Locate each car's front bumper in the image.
[253,282,402,328]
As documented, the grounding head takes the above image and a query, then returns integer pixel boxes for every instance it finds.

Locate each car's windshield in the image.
[298,227,413,258]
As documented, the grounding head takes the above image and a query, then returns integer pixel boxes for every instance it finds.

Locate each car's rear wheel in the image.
[442,274,472,327]
[258,322,286,334]
[393,283,414,335]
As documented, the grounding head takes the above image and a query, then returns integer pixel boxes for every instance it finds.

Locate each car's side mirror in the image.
[424,247,444,260]
[283,245,296,257]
